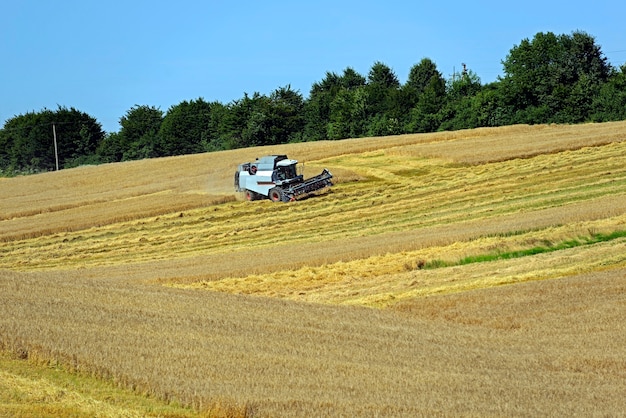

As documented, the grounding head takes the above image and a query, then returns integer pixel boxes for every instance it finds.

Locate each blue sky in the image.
[2,0,624,133]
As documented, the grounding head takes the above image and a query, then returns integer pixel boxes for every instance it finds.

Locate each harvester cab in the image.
[235,155,332,202]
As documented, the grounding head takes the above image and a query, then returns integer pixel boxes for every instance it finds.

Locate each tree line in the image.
[2,31,625,175]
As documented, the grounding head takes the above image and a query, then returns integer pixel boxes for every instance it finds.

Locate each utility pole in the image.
[52,123,59,171]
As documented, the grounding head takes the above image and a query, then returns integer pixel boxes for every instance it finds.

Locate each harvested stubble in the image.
[188,218,626,306]
[1,268,625,416]
[1,121,626,416]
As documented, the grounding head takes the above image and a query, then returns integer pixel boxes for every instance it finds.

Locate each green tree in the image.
[96,131,125,163]
[327,87,368,139]
[499,31,610,124]
[0,127,10,172]
[267,85,305,144]
[406,58,441,96]
[52,107,104,168]
[367,61,400,89]
[405,73,447,133]
[435,67,483,131]
[472,82,506,127]
[222,92,270,148]
[116,105,164,160]
[366,62,399,111]
[225,87,305,147]
[1,110,52,172]
[590,64,626,121]
[340,67,367,90]
[304,68,365,141]
[364,62,401,132]
[158,98,219,156]
[0,106,104,173]
[202,101,229,151]
[404,59,447,133]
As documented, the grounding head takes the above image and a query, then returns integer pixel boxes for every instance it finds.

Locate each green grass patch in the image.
[424,230,626,269]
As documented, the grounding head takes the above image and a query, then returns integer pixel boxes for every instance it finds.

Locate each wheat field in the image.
[1,122,625,416]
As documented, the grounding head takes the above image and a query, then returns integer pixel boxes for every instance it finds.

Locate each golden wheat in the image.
[2,122,626,416]
[2,267,625,416]
[2,135,624,274]
[185,216,626,307]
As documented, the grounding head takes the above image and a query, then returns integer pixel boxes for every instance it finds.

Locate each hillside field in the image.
[1,122,625,416]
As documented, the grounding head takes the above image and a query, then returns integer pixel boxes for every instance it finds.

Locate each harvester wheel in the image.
[244,190,256,201]
[269,188,284,202]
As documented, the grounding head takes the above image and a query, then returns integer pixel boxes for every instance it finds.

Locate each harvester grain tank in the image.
[234,155,332,202]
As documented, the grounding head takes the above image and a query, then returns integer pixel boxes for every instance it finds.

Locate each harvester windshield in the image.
[275,163,297,181]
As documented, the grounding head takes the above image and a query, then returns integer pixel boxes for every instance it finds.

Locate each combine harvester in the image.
[235,155,332,202]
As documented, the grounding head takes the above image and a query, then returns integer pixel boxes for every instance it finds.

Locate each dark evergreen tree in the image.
[304,68,365,141]
[267,85,305,144]
[405,73,447,133]
[366,62,399,112]
[341,67,367,90]
[406,58,441,96]
[404,59,447,133]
